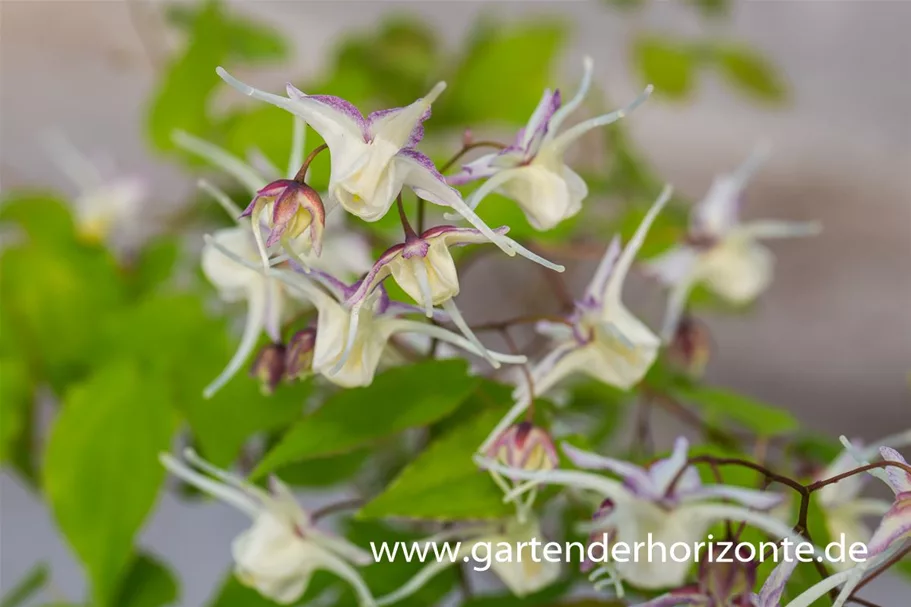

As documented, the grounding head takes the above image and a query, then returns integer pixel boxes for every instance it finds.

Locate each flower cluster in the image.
[156,55,911,607]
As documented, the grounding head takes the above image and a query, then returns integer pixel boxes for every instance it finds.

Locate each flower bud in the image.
[698,552,757,604]
[487,422,558,474]
[250,343,286,395]
[241,179,325,254]
[667,315,711,377]
[285,328,317,381]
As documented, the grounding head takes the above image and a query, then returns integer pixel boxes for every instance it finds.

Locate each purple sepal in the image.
[286,85,369,137]
[367,106,431,148]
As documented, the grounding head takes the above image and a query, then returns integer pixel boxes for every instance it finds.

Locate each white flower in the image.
[215,69,558,271]
[447,57,652,231]
[46,133,147,244]
[201,226,298,398]
[831,438,911,607]
[341,219,515,369]
[480,185,672,453]
[476,437,803,591]
[205,238,527,388]
[647,146,820,339]
[160,449,376,606]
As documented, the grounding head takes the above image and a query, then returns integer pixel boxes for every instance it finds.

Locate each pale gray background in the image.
[1,0,909,605]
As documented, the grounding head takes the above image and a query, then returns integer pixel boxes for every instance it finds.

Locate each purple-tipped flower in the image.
[480,186,672,453]
[250,343,286,395]
[284,328,317,380]
[241,179,326,254]
[216,68,567,270]
[475,437,799,591]
[338,223,544,372]
[831,443,911,607]
[646,146,820,340]
[487,422,559,475]
[448,57,652,231]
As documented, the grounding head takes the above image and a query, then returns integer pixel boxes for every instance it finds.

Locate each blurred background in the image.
[1,0,909,605]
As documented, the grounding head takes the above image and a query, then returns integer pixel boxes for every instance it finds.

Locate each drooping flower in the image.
[284,328,317,381]
[646,147,820,339]
[476,437,800,591]
[666,314,712,377]
[480,185,672,452]
[160,449,376,606]
[46,133,147,245]
[173,126,369,276]
[239,179,325,264]
[201,226,298,398]
[250,342,287,395]
[338,215,550,369]
[215,68,560,269]
[447,57,652,231]
[485,422,560,524]
[205,238,527,388]
[831,442,911,607]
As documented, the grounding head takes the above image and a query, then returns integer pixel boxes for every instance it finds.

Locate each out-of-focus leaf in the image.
[114,553,179,607]
[127,238,180,297]
[253,360,478,477]
[274,449,369,488]
[165,3,288,63]
[222,105,296,180]
[359,406,513,520]
[439,21,566,125]
[0,194,76,248]
[689,0,730,17]
[712,44,786,103]
[44,362,175,606]
[1,236,125,389]
[99,294,306,467]
[633,36,694,99]
[0,356,32,465]
[334,17,440,108]
[675,385,799,436]
[1,562,48,607]
[206,569,336,607]
[148,0,229,151]
[342,521,457,607]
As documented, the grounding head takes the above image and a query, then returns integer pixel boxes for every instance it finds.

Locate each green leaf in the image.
[439,20,566,125]
[712,44,786,103]
[206,569,336,607]
[147,0,229,151]
[674,385,799,436]
[274,449,369,488]
[99,294,306,467]
[253,360,478,478]
[1,237,125,389]
[165,3,288,64]
[127,238,181,297]
[632,36,695,99]
[359,406,513,520]
[1,562,48,607]
[44,362,176,606]
[462,580,574,606]
[0,355,32,465]
[0,194,76,248]
[114,554,179,607]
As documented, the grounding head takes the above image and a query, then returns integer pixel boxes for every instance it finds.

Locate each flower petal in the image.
[879,446,911,494]
[603,185,673,306]
[551,85,653,155]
